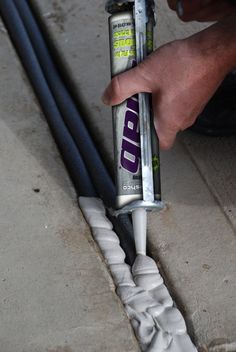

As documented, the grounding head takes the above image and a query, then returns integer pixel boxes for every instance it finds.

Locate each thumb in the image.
[102,64,153,106]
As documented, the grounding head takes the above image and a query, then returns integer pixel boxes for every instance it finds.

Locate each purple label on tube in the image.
[120,95,140,174]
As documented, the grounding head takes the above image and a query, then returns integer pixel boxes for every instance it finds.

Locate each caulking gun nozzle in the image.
[132,208,147,256]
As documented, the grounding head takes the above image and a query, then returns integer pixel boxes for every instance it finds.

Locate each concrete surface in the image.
[0,0,236,351]
[148,138,236,349]
[0,15,140,352]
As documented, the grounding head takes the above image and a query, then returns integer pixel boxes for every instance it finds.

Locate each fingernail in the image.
[177,0,184,17]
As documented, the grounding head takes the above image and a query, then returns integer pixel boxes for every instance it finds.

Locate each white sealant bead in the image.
[132,255,163,290]
[98,241,126,265]
[79,197,106,214]
[147,304,165,317]
[132,255,173,307]
[127,304,156,348]
[132,254,161,276]
[124,290,160,314]
[165,333,197,352]
[130,312,156,348]
[150,284,173,308]
[134,273,164,291]
[117,285,146,304]
[79,197,113,230]
[153,307,187,335]
[85,212,113,230]
[147,330,172,352]
[92,228,120,244]
[109,263,135,287]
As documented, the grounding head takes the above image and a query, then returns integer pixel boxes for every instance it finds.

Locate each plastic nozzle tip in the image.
[132,208,147,256]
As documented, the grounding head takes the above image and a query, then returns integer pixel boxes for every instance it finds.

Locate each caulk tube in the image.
[109,11,143,209]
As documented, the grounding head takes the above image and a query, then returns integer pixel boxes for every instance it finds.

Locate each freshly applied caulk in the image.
[79,196,197,352]
[106,0,164,256]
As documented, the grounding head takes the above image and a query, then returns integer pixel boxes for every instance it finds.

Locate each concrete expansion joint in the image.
[79,196,197,352]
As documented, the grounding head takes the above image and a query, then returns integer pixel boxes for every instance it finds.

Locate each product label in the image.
[121,95,140,174]
[110,14,142,205]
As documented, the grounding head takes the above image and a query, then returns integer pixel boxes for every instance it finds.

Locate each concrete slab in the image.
[0,16,140,352]
[148,138,236,348]
[182,133,236,230]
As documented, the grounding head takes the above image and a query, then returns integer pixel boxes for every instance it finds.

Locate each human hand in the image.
[102,38,227,149]
[167,0,235,22]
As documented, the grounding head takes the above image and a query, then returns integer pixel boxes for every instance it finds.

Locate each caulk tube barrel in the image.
[109,11,143,209]
[147,18,161,200]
